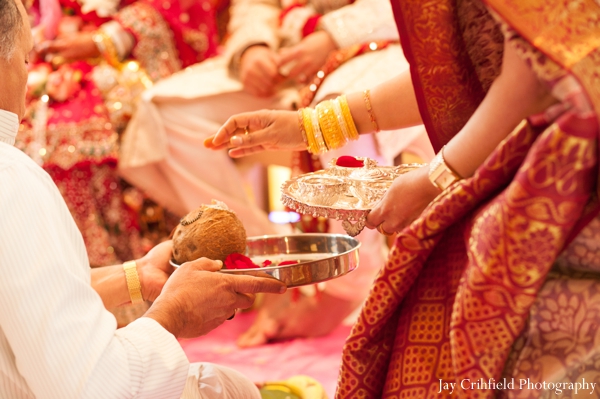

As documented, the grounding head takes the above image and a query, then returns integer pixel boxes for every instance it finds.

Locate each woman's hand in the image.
[37,31,100,64]
[365,166,440,235]
[205,110,306,157]
[237,291,358,347]
[278,31,337,84]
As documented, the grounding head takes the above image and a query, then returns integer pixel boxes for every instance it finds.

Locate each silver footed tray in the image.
[281,157,424,236]
[170,234,360,288]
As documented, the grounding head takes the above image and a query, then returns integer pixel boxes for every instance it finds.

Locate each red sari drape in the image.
[336,0,600,397]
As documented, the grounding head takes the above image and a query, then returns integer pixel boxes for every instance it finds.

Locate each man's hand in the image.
[239,45,283,97]
[145,259,287,338]
[278,31,337,84]
[36,31,99,63]
[205,110,304,157]
[135,241,175,303]
[237,291,359,347]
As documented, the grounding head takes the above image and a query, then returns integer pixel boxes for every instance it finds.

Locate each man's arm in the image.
[0,160,189,398]
[91,241,173,309]
[0,157,286,398]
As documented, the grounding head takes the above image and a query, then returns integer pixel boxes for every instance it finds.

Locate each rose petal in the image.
[278,260,299,266]
[336,156,364,168]
[224,253,259,269]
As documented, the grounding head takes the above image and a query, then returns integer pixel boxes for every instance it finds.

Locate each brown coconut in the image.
[172,202,247,264]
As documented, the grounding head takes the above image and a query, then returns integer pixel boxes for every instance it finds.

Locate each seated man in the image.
[0,1,285,397]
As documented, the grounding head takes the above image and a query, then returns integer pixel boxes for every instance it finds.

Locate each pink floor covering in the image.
[180,311,352,398]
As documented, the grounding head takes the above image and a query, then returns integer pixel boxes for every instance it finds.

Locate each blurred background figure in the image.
[119,0,434,344]
[17,0,223,267]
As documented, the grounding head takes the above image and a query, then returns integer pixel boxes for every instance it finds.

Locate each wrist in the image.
[235,43,269,75]
[427,146,463,191]
[144,305,184,337]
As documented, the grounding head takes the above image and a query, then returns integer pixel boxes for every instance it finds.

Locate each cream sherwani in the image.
[119,0,433,302]
[0,109,259,398]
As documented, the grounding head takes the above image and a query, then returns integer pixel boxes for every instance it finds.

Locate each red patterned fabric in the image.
[336,0,600,397]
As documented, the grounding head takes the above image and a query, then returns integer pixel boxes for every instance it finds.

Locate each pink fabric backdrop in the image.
[180,311,351,398]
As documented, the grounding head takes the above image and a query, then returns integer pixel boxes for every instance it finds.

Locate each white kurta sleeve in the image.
[181,363,261,399]
[0,152,189,398]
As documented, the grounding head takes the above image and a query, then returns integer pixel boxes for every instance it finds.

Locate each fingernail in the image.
[230,135,242,146]
[215,260,223,269]
[279,285,287,294]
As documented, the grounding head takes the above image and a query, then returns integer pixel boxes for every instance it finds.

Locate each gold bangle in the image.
[316,100,346,150]
[123,260,144,304]
[297,109,309,147]
[363,90,380,132]
[93,30,120,68]
[338,95,359,140]
[428,146,462,191]
[331,98,351,142]
[301,108,319,154]
[309,107,329,154]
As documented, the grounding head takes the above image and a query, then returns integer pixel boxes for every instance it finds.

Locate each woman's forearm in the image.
[444,41,559,178]
[346,72,423,134]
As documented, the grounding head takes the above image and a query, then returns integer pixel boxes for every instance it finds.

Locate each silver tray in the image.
[169,233,360,288]
[281,158,424,236]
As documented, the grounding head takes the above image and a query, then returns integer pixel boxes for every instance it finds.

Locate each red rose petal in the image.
[278,260,299,266]
[224,253,259,269]
[262,260,273,266]
[335,156,364,168]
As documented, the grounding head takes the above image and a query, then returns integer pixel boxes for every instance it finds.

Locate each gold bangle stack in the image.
[299,95,359,155]
[92,30,121,68]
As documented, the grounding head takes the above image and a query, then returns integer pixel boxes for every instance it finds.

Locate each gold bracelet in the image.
[301,108,320,154]
[309,107,329,154]
[338,95,359,140]
[297,109,309,147]
[93,30,120,68]
[123,260,144,304]
[428,146,462,191]
[316,100,346,150]
[363,90,380,132]
[331,98,351,142]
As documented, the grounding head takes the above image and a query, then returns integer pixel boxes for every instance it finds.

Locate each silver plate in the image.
[281,158,424,236]
[169,233,360,288]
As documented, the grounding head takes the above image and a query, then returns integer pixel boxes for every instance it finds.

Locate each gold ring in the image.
[377,223,394,237]
[244,127,249,135]
[50,55,66,68]
[227,308,238,320]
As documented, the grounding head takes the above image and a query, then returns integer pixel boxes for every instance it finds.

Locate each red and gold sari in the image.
[337,0,600,397]
[17,0,220,266]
